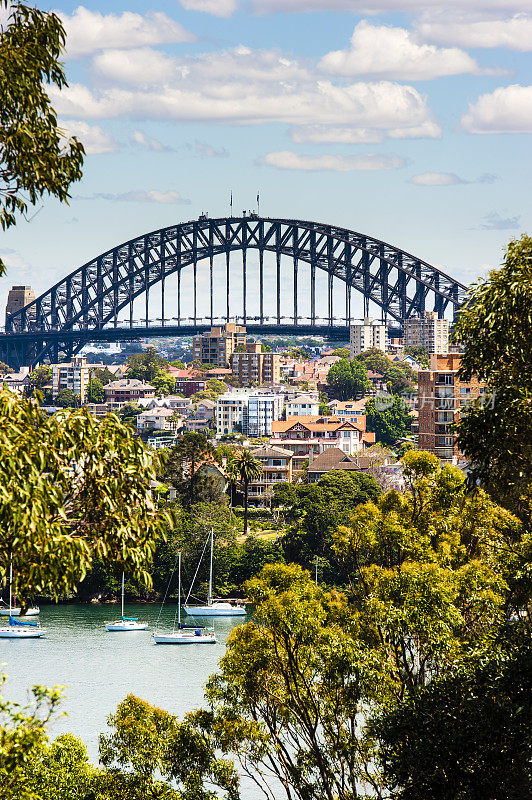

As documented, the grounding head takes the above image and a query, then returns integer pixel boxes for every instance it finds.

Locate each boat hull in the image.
[184,604,246,617]
[105,621,149,631]
[153,631,216,644]
[0,607,40,617]
[0,627,46,639]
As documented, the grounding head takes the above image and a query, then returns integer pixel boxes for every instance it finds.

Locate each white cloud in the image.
[59,6,195,59]
[418,13,532,51]
[318,21,483,80]
[480,211,520,229]
[130,130,175,152]
[62,120,120,154]
[290,119,441,142]
[411,172,465,185]
[462,84,532,133]
[50,45,438,141]
[249,0,532,14]
[79,190,190,204]
[178,0,238,17]
[194,140,229,157]
[261,150,406,171]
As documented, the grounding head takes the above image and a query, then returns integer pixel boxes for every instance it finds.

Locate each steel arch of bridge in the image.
[4,215,467,367]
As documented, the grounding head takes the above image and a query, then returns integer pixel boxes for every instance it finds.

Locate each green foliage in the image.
[365,395,413,446]
[165,433,216,505]
[91,367,115,385]
[227,450,263,536]
[54,387,79,408]
[286,346,311,360]
[278,470,382,575]
[0,0,84,273]
[453,234,532,521]
[318,390,331,414]
[152,370,175,397]
[403,345,430,367]
[327,357,371,400]
[86,376,104,404]
[355,349,416,394]
[0,360,12,373]
[117,401,143,426]
[21,733,96,800]
[372,634,532,800]
[126,347,169,383]
[261,343,272,352]
[26,365,52,394]
[0,390,164,605]
[332,347,350,358]
[0,675,64,800]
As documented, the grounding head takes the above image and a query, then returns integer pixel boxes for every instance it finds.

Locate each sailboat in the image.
[0,555,46,639]
[184,529,246,617]
[104,573,149,631]
[153,552,216,644]
[0,602,39,617]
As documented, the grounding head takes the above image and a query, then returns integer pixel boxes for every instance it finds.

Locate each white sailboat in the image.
[184,529,246,617]
[104,573,149,631]
[0,555,46,639]
[0,604,40,617]
[153,552,216,644]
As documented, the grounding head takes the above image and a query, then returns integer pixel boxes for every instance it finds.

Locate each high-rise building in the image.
[230,342,280,386]
[349,318,386,357]
[404,312,449,355]
[5,285,35,330]
[216,389,253,435]
[245,393,284,437]
[417,353,486,464]
[52,356,104,404]
[192,323,246,367]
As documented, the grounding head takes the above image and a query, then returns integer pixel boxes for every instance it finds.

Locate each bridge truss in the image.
[2,215,467,368]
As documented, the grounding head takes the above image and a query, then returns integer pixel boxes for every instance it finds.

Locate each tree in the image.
[0,360,12,373]
[19,733,96,800]
[54,387,78,408]
[355,349,416,395]
[92,367,115,385]
[453,234,532,521]
[0,390,163,605]
[117,402,143,426]
[365,395,413,446]
[332,347,350,358]
[327,358,371,400]
[165,433,215,505]
[318,391,331,414]
[0,0,84,274]
[126,348,169,383]
[403,345,430,367]
[152,370,175,397]
[25,364,52,395]
[372,634,532,800]
[86,376,104,404]
[227,450,263,536]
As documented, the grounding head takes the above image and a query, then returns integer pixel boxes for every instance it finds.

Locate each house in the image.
[367,371,386,393]
[136,407,184,432]
[286,393,320,418]
[307,448,378,482]
[270,415,375,472]
[247,445,294,506]
[193,398,216,419]
[328,399,369,421]
[104,379,156,407]
[1,366,30,393]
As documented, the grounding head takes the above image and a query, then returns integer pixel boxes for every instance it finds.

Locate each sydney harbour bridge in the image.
[1,215,467,368]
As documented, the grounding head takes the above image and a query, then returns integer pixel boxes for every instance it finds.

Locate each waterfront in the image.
[0,603,241,759]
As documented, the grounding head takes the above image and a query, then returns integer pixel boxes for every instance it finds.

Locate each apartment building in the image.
[350,317,387,358]
[230,342,281,386]
[52,357,103,404]
[286,393,320,418]
[417,353,485,464]
[404,312,449,355]
[192,323,246,367]
[270,415,375,472]
[216,390,253,435]
[104,379,156,407]
[247,446,293,506]
[245,394,284,437]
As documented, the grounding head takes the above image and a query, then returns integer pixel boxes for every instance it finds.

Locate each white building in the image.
[52,357,102,403]
[136,408,184,432]
[245,394,284,437]
[404,312,449,355]
[286,393,320,418]
[216,390,253,435]
[350,318,387,358]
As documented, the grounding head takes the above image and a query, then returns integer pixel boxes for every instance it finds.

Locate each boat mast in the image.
[8,552,12,616]
[178,551,182,627]
[121,572,125,619]
[208,528,214,606]
[315,555,318,586]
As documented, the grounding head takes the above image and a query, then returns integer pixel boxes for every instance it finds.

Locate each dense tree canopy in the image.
[454,234,532,521]
[365,395,413,446]
[355,349,416,395]
[327,358,371,400]
[165,432,216,505]
[0,0,84,274]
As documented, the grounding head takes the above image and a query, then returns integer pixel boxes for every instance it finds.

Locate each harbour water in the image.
[0,603,241,759]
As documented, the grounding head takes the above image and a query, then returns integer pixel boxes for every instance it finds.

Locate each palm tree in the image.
[231,450,263,536]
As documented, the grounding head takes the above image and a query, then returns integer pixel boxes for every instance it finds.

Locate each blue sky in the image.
[1,0,530,321]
